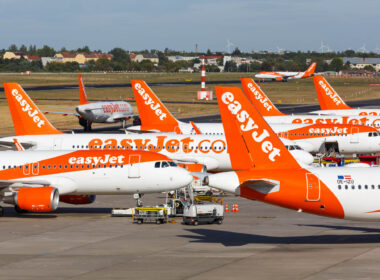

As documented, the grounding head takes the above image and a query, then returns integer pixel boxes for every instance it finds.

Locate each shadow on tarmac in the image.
[1,206,113,218]
[180,226,380,246]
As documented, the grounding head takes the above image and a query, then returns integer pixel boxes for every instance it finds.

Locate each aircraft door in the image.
[350,127,359,143]
[306,173,320,201]
[128,155,141,178]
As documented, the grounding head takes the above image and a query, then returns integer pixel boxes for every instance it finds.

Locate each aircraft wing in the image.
[112,114,139,121]
[0,141,35,150]
[42,110,80,117]
[0,179,51,190]
[48,106,76,111]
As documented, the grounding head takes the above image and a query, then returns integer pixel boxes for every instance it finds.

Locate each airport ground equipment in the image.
[133,207,168,224]
[183,203,224,226]
[183,182,224,225]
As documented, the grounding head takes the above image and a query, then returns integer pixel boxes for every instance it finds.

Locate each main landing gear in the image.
[79,117,92,132]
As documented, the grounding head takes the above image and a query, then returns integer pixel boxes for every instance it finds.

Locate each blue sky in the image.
[0,0,379,53]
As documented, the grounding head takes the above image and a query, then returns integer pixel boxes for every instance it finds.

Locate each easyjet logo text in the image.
[247,83,273,111]
[291,116,380,129]
[102,103,129,114]
[221,92,280,161]
[68,154,125,165]
[318,80,343,106]
[87,136,226,154]
[134,83,167,121]
[308,127,348,134]
[12,89,45,128]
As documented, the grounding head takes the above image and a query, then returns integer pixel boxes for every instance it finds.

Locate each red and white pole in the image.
[201,57,206,91]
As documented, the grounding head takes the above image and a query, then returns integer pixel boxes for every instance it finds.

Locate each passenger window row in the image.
[338,184,380,190]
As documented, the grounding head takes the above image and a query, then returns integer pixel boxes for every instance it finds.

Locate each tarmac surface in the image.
[1,194,380,280]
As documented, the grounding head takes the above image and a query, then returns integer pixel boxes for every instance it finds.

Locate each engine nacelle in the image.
[178,163,207,173]
[12,187,59,212]
[59,195,96,205]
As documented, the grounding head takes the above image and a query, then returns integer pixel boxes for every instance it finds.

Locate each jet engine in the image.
[4,186,59,212]
[59,195,96,205]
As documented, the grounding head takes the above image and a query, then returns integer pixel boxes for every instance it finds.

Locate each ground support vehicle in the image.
[133,207,168,224]
[183,203,224,226]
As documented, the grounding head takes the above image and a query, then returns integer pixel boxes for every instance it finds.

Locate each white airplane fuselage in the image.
[76,101,133,123]
[0,133,314,170]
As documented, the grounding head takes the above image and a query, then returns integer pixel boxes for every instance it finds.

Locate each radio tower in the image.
[197,56,213,100]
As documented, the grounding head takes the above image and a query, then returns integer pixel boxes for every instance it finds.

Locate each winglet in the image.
[3,83,63,135]
[302,62,317,78]
[13,138,25,151]
[78,74,89,105]
[215,86,300,170]
[190,121,202,134]
[313,76,351,110]
[131,80,182,133]
[241,78,286,116]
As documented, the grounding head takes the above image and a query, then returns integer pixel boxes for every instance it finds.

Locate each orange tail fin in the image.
[302,62,317,78]
[313,76,351,110]
[131,80,181,133]
[240,78,286,117]
[3,83,63,135]
[78,74,89,105]
[215,86,300,170]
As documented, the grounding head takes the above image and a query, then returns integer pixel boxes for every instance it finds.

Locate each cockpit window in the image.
[169,161,177,167]
[162,161,169,168]
[154,162,160,168]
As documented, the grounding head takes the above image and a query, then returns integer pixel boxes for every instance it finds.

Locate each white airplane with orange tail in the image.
[255,62,317,81]
[310,76,380,116]
[128,80,380,155]
[240,78,380,128]
[0,149,192,216]
[0,83,314,170]
[205,86,380,221]
[44,74,135,131]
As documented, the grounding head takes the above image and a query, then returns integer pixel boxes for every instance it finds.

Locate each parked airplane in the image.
[310,75,380,116]
[129,80,380,155]
[240,78,380,129]
[0,83,314,170]
[0,149,192,216]
[44,74,135,131]
[255,62,316,81]
[205,86,380,221]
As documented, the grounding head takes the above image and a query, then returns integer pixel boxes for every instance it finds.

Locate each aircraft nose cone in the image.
[177,168,193,187]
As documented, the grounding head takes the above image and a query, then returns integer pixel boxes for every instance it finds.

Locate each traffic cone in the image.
[225,203,229,212]
[231,203,236,212]
[235,203,239,213]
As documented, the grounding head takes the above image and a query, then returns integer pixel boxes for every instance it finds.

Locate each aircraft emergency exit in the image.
[0,83,314,169]
[43,74,135,131]
[310,76,380,116]
[205,86,380,221]
[0,149,192,216]
[255,62,316,81]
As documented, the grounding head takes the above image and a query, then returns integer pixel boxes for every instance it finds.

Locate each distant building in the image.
[26,56,41,62]
[342,57,380,71]
[341,69,375,77]
[41,57,63,67]
[53,52,112,65]
[130,53,159,64]
[167,55,198,62]
[3,51,27,60]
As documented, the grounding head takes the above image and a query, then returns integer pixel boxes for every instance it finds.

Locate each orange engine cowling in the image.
[178,163,207,173]
[16,187,59,212]
[60,195,96,205]
[275,77,283,81]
